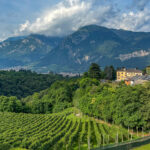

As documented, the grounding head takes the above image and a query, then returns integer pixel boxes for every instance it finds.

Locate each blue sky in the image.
[0,0,150,41]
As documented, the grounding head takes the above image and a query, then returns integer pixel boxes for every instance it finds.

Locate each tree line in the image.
[83,63,116,80]
[0,64,149,130]
[0,70,64,99]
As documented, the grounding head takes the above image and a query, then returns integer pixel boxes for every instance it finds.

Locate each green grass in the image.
[10,148,28,150]
[132,143,150,150]
[0,108,138,150]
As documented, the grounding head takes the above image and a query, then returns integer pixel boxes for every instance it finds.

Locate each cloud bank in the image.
[2,0,150,40]
[106,8,150,32]
[132,0,150,10]
[15,0,116,36]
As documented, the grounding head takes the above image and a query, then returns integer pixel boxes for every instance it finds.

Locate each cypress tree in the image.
[88,63,101,79]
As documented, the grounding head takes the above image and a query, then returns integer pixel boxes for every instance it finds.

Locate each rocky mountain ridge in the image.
[0,25,150,72]
[36,25,150,72]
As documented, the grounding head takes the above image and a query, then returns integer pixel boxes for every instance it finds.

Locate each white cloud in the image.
[3,0,150,40]
[19,20,30,32]
[105,8,150,32]
[15,0,116,36]
[132,0,150,10]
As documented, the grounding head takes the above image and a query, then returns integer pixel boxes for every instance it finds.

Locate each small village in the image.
[117,66,150,85]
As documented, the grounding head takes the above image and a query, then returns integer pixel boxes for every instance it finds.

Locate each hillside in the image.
[1,25,150,72]
[0,68,149,150]
[0,108,136,150]
[0,34,62,69]
[37,25,150,72]
[0,70,63,99]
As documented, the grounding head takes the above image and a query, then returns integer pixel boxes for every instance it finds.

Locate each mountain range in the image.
[0,25,150,73]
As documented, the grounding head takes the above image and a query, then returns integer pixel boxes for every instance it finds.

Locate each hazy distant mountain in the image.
[0,34,62,69]
[1,25,150,72]
[3,36,27,42]
[37,25,150,72]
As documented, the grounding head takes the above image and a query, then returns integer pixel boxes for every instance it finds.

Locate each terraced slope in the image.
[0,109,137,150]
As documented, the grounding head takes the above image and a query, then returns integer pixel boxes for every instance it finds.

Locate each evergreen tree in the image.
[88,63,101,79]
[83,72,88,78]
[110,65,116,80]
[104,65,116,80]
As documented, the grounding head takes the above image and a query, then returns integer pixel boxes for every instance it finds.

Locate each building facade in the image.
[117,68,143,81]
[117,68,127,81]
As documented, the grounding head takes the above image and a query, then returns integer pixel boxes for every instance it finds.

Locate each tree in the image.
[104,65,116,80]
[83,72,88,78]
[88,63,101,80]
[0,96,22,113]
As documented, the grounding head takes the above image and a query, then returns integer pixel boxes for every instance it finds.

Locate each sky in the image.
[0,0,150,41]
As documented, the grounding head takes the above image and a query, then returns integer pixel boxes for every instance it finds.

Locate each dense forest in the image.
[0,64,149,131]
[0,70,64,98]
[73,78,150,130]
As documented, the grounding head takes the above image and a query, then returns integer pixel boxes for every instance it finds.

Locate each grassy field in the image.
[0,108,138,150]
[10,148,28,150]
[132,143,150,150]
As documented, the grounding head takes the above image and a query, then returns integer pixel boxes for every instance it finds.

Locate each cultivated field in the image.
[0,109,137,150]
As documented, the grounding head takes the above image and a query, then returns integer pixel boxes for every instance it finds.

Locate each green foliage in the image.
[88,63,101,79]
[10,148,28,150]
[0,66,149,132]
[104,65,116,80]
[0,70,63,99]
[74,78,150,130]
[133,143,150,150]
[84,64,116,80]
[0,143,11,150]
[0,111,131,150]
[23,79,78,113]
[0,96,22,113]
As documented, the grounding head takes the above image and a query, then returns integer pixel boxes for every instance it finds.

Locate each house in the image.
[125,80,134,86]
[125,75,150,85]
[117,68,143,81]
[117,68,127,81]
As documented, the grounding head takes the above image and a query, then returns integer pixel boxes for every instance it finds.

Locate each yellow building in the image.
[117,68,127,81]
[117,68,143,81]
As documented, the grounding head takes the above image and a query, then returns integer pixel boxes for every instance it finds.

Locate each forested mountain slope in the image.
[1,25,150,72]
[37,25,150,72]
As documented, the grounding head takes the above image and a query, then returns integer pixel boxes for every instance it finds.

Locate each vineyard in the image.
[0,109,137,150]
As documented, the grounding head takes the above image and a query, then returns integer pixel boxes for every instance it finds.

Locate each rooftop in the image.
[126,75,150,81]
[117,68,142,73]
[126,69,142,73]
